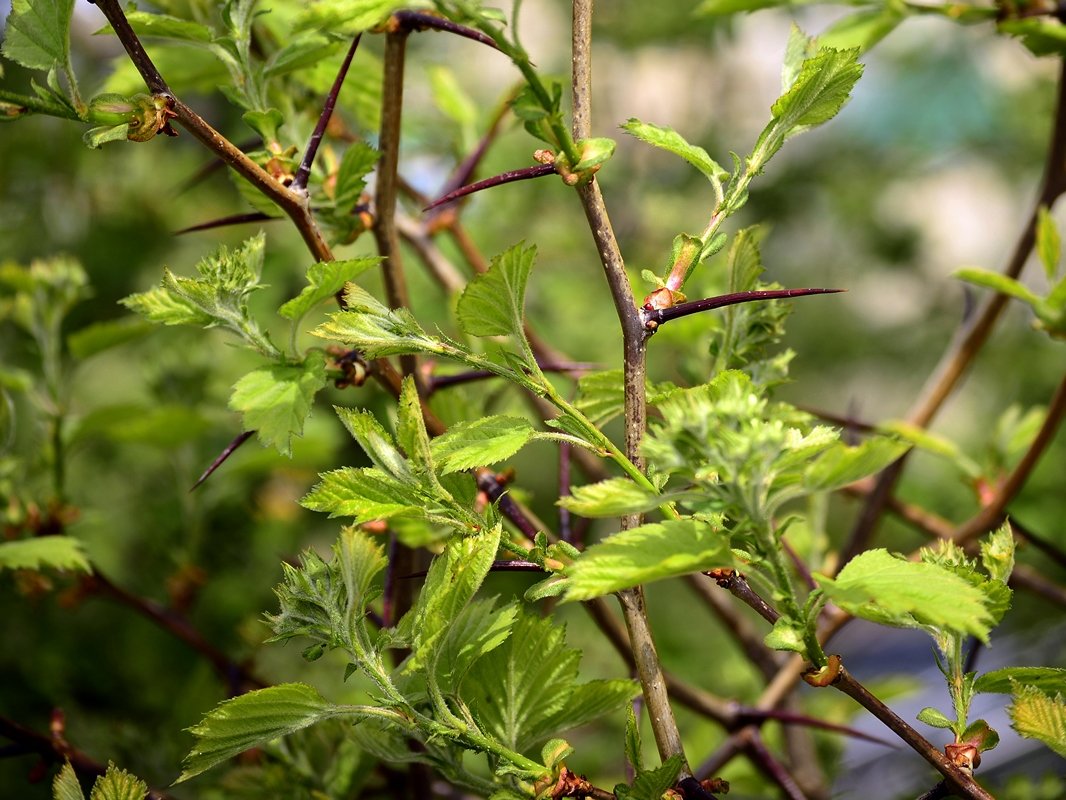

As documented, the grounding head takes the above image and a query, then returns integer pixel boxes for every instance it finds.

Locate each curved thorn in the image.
[644,288,846,331]
[190,430,255,491]
[423,163,556,211]
[292,34,362,192]
[393,10,500,49]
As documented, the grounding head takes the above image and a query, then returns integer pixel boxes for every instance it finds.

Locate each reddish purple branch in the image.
[643,289,845,331]
[392,10,500,49]
[423,163,556,211]
[292,35,362,192]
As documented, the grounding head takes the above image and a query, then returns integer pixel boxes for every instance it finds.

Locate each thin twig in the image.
[684,574,781,680]
[742,731,806,800]
[392,10,500,49]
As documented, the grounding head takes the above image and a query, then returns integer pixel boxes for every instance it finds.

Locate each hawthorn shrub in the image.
[1,1,1065,799]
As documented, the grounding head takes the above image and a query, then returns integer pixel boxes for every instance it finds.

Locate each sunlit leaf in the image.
[1007,683,1066,758]
[0,537,90,573]
[2,0,75,72]
[88,762,147,800]
[621,119,726,183]
[229,358,327,456]
[429,415,538,473]
[278,258,379,321]
[457,242,535,339]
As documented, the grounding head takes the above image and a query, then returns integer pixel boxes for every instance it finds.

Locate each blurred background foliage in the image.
[1,0,1064,797]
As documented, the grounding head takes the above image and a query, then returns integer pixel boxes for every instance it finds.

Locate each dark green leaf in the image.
[815,549,995,642]
[279,258,379,321]
[433,597,516,691]
[456,242,536,339]
[623,754,684,800]
[2,0,74,72]
[67,318,154,360]
[0,537,90,573]
[563,519,732,601]
[178,683,342,781]
[621,119,726,183]
[229,358,327,456]
[333,142,380,210]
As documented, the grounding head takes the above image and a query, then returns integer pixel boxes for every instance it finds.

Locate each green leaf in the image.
[333,142,380,210]
[88,763,147,800]
[574,137,617,171]
[0,537,90,573]
[1037,206,1061,281]
[980,522,1015,585]
[302,466,422,520]
[429,415,539,473]
[462,609,636,751]
[624,704,644,774]
[279,258,379,322]
[295,0,423,35]
[557,478,673,518]
[229,358,327,456]
[803,437,910,492]
[961,718,1000,752]
[1007,683,1066,758]
[621,754,684,800]
[976,667,1066,696]
[53,761,84,800]
[315,285,444,359]
[820,6,907,54]
[82,124,129,149]
[781,25,817,92]
[433,597,516,692]
[621,119,727,184]
[428,65,477,139]
[2,0,75,72]
[695,0,786,15]
[917,706,955,729]
[105,11,214,43]
[456,242,536,340]
[1000,18,1066,57]
[764,616,807,654]
[563,519,731,601]
[178,683,343,781]
[395,375,435,479]
[814,549,995,642]
[750,47,863,172]
[67,318,154,360]
[121,234,278,357]
[953,267,1041,307]
[574,370,677,426]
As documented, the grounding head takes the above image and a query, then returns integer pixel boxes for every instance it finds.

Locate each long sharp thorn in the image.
[423,163,556,211]
[175,212,276,235]
[736,707,898,747]
[292,34,362,192]
[393,10,501,49]
[645,288,845,330]
[190,430,255,491]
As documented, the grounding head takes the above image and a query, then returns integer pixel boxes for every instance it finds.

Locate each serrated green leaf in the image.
[563,519,731,601]
[333,142,380,210]
[409,524,502,662]
[66,318,154,360]
[781,25,817,92]
[178,683,343,781]
[457,242,535,340]
[88,763,147,800]
[621,119,727,183]
[334,405,412,482]
[803,437,910,492]
[0,537,90,573]
[229,358,327,456]
[2,0,74,72]
[119,282,212,326]
[815,549,995,642]
[954,267,1041,307]
[624,704,643,774]
[430,415,539,473]
[435,597,516,692]
[625,754,684,800]
[750,47,863,172]
[917,706,955,729]
[395,375,436,480]
[315,285,444,358]
[301,466,422,520]
[1037,206,1061,281]
[278,258,379,321]
[980,522,1015,585]
[574,370,678,426]
[463,609,634,752]
[53,761,85,800]
[558,477,670,517]
[1007,683,1066,758]
[976,667,1066,695]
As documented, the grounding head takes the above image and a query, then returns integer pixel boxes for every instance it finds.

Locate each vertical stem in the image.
[374,30,416,377]
[572,0,687,772]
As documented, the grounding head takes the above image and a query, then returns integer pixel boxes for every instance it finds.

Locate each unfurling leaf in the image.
[229,358,327,456]
[563,519,732,601]
[917,706,955,729]
[87,762,147,800]
[53,761,84,800]
[621,119,727,184]
[314,285,444,358]
[178,683,342,781]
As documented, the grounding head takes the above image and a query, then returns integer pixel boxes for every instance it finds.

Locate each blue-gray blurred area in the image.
[1,1,1064,798]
